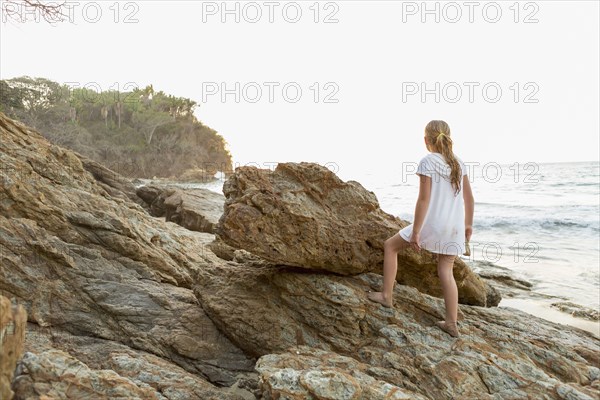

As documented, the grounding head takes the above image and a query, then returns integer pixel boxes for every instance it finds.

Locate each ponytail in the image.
[425,120,462,196]
[436,133,462,196]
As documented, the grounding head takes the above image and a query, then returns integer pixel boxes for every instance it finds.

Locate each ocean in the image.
[145,160,600,333]
[346,161,600,307]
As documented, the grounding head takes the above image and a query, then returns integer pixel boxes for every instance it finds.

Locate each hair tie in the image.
[437,132,446,139]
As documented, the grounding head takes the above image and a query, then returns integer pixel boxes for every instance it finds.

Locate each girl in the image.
[368,120,474,338]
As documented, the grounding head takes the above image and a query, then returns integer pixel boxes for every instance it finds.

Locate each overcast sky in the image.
[1,0,598,180]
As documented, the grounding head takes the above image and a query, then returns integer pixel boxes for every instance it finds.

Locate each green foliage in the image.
[0,76,232,178]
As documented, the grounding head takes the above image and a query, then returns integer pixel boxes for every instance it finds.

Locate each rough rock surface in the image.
[12,342,254,400]
[1,294,27,400]
[256,347,429,400]
[12,349,163,399]
[194,263,600,400]
[76,152,148,209]
[217,162,500,307]
[0,113,255,397]
[136,184,224,233]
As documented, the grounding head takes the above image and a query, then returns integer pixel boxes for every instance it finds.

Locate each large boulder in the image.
[136,184,224,233]
[216,162,500,307]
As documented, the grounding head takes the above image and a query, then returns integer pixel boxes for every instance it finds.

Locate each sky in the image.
[1,0,598,181]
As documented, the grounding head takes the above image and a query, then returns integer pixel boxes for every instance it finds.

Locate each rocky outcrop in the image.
[1,112,599,400]
[1,295,27,400]
[136,184,224,233]
[0,112,256,397]
[193,264,600,399]
[217,162,500,307]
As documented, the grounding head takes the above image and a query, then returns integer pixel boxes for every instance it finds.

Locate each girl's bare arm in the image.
[463,175,474,240]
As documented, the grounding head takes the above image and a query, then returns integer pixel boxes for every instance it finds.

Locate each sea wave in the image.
[475,217,600,233]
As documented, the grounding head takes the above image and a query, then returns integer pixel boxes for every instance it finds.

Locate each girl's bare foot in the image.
[367,291,393,308]
[436,320,460,337]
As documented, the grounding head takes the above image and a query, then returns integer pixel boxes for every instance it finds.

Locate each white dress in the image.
[399,152,468,255]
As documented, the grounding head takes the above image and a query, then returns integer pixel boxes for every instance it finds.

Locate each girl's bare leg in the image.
[368,233,410,307]
[436,253,460,337]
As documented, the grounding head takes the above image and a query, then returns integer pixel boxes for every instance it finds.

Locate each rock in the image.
[161,188,224,233]
[0,112,255,391]
[205,236,282,268]
[12,350,163,399]
[136,184,164,209]
[204,235,237,261]
[472,260,534,293]
[256,346,429,400]
[478,271,532,290]
[194,264,600,400]
[551,302,600,322]
[1,295,27,400]
[13,326,254,400]
[217,162,500,307]
[75,151,148,209]
[136,184,224,233]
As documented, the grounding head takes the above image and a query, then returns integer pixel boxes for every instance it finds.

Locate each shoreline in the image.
[472,259,599,337]
[499,298,599,338]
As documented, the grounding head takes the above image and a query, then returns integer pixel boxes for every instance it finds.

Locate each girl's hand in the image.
[465,225,473,242]
[409,231,421,251]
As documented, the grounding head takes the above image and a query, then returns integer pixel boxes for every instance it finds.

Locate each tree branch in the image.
[2,0,68,23]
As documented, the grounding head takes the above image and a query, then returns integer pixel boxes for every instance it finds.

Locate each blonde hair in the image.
[425,120,462,196]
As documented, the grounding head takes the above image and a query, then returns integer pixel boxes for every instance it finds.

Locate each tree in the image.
[0,80,23,111]
[131,108,174,145]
